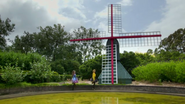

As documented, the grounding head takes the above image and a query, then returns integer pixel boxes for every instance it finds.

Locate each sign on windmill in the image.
[70,4,161,85]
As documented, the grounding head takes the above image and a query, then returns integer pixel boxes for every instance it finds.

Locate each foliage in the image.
[175,60,185,83]
[135,52,155,65]
[1,63,27,84]
[50,72,61,82]
[0,17,15,50]
[132,60,185,83]
[154,49,185,62]
[0,74,4,83]
[120,51,154,76]
[79,55,102,79]
[11,31,35,54]
[54,45,82,64]
[35,24,70,61]
[73,26,105,62]
[0,82,60,89]
[60,75,81,81]
[158,28,185,53]
[0,51,44,70]
[51,59,65,74]
[11,24,83,74]
[12,24,70,61]
[29,58,54,83]
[120,51,140,76]
[51,59,81,75]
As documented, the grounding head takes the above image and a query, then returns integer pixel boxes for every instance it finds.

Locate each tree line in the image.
[0,16,185,83]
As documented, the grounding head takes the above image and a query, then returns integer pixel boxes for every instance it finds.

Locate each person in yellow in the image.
[92,69,96,89]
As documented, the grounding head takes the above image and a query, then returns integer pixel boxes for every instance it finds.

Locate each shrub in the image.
[48,72,61,82]
[60,75,81,81]
[0,74,5,83]
[29,58,54,83]
[1,63,27,84]
[175,60,185,83]
[132,60,185,83]
[0,52,43,70]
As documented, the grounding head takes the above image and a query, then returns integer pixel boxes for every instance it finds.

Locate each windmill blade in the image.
[70,31,106,45]
[117,31,161,47]
[70,31,106,42]
[108,4,122,33]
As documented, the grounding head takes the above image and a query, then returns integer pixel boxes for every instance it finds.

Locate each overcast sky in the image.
[1,0,185,53]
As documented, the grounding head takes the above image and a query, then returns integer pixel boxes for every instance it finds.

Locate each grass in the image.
[0,82,93,89]
[0,82,61,89]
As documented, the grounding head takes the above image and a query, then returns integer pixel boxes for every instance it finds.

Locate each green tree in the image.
[79,55,102,79]
[154,49,184,62]
[120,51,140,76]
[73,26,104,62]
[159,28,185,53]
[12,24,70,61]
[136,53,154,65]
[54,44,82,64]
[147,49,153,55]
[0,17,15,50]
[11,31,35,54]
[36,24,69,61]
[51,59,80,75]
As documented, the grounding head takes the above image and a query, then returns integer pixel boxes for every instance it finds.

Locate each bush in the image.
[60,75,81,81]
[175,60,185,83]
[29,58,54,83]
[1,63,27,84]
[0,52,43,70]
[47,72,61,82]
[132,60,185,83]
[0,74,5,83]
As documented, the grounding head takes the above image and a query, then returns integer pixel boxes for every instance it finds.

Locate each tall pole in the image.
[111,4,114,84]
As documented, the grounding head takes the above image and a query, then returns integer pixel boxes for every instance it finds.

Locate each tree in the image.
[147,49,153,55]
[34,24,70,61]
[72,26,105,62]
[12,24,70,61]
[54,44,82,64]
[154,49,184,62]
[135,52,155,65]
[12,31,35,54]
[79,55,102,79]
[0,17,15,49]
[159,28,185,53]
[120,51,140,76]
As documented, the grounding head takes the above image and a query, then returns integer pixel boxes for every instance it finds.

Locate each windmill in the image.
[70,4,161,84]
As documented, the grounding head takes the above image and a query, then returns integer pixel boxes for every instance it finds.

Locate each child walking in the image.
[92,69,96,90]
[72,70,78,90]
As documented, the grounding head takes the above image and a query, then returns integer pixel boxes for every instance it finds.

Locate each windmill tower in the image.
[70,4,161,84]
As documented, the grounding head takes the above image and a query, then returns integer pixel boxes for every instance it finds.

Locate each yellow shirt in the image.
[92,72,96,81]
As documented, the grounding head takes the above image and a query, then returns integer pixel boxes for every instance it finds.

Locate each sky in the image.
[0,0,185,53]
